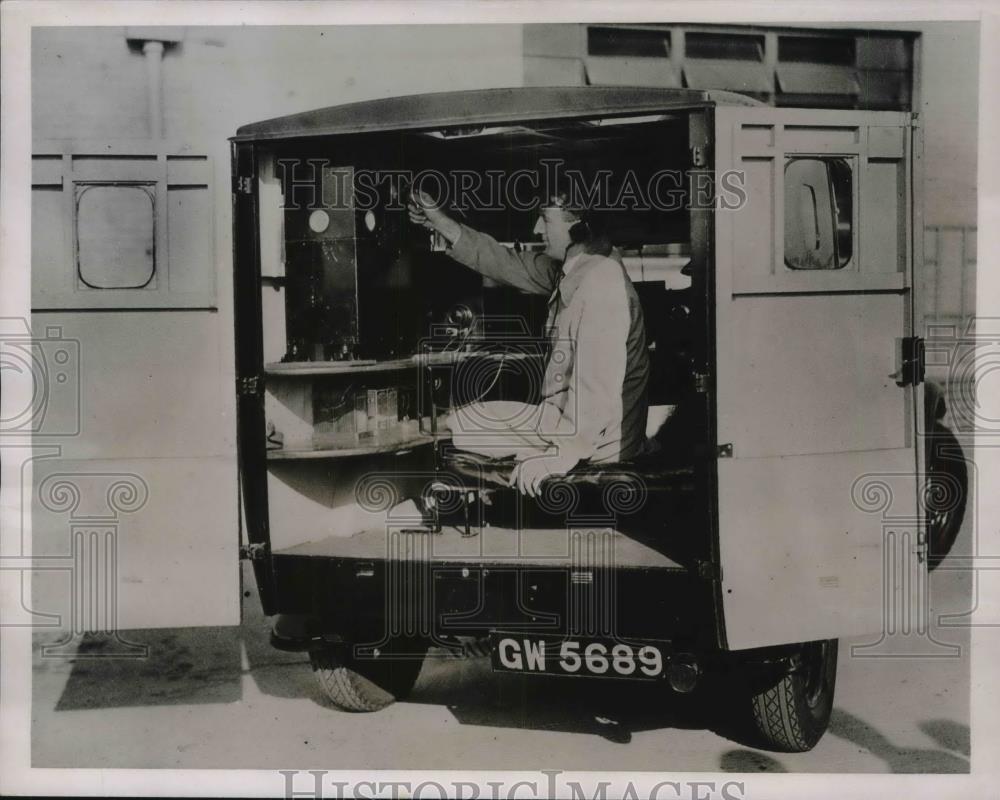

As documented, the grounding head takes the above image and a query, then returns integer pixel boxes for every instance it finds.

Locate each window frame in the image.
[31,140,215,310]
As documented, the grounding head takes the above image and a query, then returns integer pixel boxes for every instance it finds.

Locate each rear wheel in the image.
[310,640,426,712]
[747,639,838,752]
[925,422,968,570]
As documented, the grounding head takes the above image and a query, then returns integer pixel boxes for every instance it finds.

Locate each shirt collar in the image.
[560,252,585,277]
[553,252,595,304]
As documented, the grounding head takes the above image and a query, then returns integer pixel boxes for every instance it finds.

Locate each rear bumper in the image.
[269,552,717,647]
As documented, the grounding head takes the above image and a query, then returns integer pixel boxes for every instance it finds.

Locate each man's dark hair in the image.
[569,211,613,257]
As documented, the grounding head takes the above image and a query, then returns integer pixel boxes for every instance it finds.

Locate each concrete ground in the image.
[32,456,974,773]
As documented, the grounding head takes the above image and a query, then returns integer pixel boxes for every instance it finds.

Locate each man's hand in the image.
[508,448,580,498]
[407,189,462,243]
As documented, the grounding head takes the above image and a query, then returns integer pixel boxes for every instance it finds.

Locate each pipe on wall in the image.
[142,39,164,139]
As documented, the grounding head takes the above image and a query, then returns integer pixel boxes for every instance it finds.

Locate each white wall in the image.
[847,21,978,227]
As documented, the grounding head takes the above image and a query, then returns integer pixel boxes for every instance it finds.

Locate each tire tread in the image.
[310,648,420,713]
[747,639,837,753]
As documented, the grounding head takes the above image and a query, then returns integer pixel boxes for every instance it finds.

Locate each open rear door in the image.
[712,106,923,649]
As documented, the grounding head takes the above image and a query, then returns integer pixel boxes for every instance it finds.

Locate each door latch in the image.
[895,337,925,387]
[237,375,264,396]
[239,542,269,561]
[234,175,255,195]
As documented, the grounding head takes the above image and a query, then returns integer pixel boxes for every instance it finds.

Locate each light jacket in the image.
[448,224,649,463]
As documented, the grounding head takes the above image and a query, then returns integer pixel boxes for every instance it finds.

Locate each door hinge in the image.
[691,145,709,168]
[234,175,255,195]
[695,560,722,582]
[240,542,269,561]
[237,375,264,396]
[693,372,710,393]
[717,443,733,458]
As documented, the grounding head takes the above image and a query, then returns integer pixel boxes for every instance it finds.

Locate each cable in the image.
[468,353,506,404]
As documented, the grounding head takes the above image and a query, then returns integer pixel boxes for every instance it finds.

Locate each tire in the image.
[925,422,968,571]
[748,639,838,752]
[310,641,426,712]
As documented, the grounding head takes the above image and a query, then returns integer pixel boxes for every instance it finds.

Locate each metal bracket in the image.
[691,145,709,168]
[693,372,710,393]
[716,443,733,458]
[237,375,264,396]
[234,175,254,195]
[897,336,925,387]
[239,542,269,561]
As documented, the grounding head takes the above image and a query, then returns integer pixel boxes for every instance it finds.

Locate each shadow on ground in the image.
[406,652,751,746]
[827,710,969,773]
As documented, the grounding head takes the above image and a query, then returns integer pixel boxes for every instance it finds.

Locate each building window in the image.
[784,157,853,270]
[778,35,856,66]
[31,147,214,309]
[685,31,765,62]
[587,26,670,58]
[76,184,157,289]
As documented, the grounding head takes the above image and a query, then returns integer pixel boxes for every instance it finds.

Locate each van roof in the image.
[233,86,762,142]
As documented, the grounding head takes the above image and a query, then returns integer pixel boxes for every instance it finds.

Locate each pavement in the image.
[32,456,974,774]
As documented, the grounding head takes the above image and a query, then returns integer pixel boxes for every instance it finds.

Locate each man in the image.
[408,187,649,497]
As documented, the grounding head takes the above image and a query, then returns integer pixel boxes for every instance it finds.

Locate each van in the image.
[231,87,965,752]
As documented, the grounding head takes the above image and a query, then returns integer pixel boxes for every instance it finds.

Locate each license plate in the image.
[488,633,668,680]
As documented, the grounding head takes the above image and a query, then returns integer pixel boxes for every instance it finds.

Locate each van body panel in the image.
[712,106,922,649]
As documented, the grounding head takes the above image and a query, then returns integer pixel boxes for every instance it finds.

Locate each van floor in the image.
[275,524,685,569]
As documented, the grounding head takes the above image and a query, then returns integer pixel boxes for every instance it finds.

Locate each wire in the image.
[468,353,506,404]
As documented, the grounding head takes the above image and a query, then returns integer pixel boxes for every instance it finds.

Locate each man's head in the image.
[532,189,612,261]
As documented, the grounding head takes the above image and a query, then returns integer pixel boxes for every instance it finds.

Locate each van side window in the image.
[783,157,853,270]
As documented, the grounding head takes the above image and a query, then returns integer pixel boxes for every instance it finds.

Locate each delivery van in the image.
[230,86,965,752]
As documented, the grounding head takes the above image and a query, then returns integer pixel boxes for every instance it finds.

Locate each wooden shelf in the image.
[264,350,542,378]
[264,358,407,377]
[267,418,450,460]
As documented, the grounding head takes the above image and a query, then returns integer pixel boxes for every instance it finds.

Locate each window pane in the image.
[685,32,764,61]
[778,35,856,65]
[783,158,852,270]
[588,26,670,57]
[77,184,156,289]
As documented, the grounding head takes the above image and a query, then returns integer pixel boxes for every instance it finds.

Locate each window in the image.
[76,184,156,289]
[587,26,670,57]
[784,157,853,270]
[31,147,214,309]
[685,32,764,62]
[778,35,856,66]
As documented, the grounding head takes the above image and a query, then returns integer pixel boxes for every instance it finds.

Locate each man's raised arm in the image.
[407,191,559,296]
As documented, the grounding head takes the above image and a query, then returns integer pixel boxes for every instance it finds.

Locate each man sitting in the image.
[408,187,649,497]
